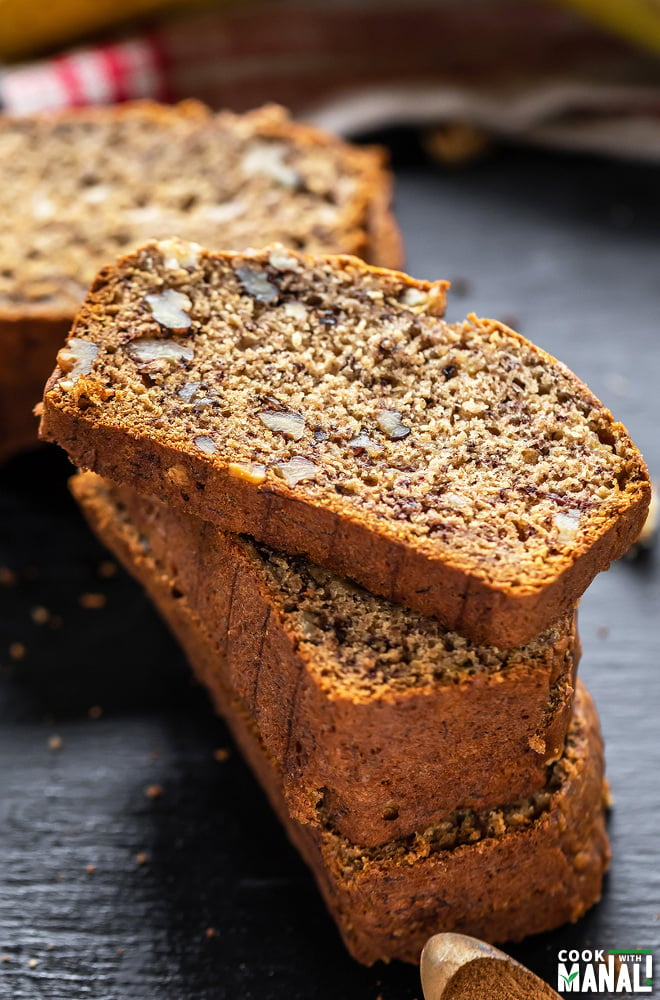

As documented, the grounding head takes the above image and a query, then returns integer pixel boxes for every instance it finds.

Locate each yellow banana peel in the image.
[1,0,658,67]
[548,0,660,56]
[0,0,209,62]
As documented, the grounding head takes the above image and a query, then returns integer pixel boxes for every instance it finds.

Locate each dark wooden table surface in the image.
[1,143,658,999]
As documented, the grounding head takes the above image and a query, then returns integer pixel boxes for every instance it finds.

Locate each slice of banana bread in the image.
[45,241,650,646]
[1,100,400,461]
[72,471,578,846]
[65,475,612,966]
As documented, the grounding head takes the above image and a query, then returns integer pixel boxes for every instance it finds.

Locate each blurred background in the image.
[2,0,660,164]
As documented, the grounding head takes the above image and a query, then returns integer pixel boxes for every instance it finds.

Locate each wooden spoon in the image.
[421,933,561,1000]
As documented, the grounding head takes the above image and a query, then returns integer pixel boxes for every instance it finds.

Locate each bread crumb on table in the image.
[9,642,25,660]
[213,748,231,762]
[145,784,163,799]
[31,605,50,625]
[88,705,103,720]
[0,567,17,586]
[79,592,107,609]
[48,734,62,751]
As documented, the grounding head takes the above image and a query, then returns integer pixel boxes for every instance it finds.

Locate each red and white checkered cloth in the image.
[1,37,168,113]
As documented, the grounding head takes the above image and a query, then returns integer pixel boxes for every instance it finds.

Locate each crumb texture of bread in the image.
[0,101,399,317]
[45,242,650,645]
[72,471,578,847]
[1,100,400,460]
[62,476,613,967]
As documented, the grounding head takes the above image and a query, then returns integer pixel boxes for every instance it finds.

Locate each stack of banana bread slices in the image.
[40,241,650,965]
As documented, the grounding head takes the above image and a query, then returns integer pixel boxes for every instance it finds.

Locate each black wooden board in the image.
[1,145,659,999]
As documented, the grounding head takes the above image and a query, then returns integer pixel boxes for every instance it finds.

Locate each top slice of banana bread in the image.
[40,240,650,645]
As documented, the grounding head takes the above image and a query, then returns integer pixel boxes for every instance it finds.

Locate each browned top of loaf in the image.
[0,100,398,321]
[41,241,650,641]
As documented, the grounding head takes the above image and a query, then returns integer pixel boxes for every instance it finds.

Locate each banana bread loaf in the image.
[64,475,612,965]
[44,240,651,646]
[1,100,400,461]
[72,471,578,846]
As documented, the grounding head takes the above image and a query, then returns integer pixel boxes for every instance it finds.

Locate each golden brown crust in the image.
[73,471,578,846]
[65,475,609,966]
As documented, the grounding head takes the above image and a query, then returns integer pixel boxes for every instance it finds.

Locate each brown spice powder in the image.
[442,957,559,1000]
